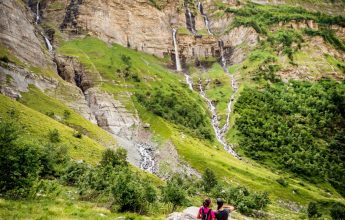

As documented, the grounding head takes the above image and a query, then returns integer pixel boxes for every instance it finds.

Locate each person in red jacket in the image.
[197,198,216,220]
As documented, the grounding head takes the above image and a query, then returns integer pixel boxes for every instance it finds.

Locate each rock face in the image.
[0,0,54,68]
[166,207,199,220]
[221,26,259,64]
[0,63,57,99]
[75,0,172,57]
[85,88,139,139]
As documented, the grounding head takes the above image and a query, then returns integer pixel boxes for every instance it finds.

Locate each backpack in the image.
[201,207,212,220]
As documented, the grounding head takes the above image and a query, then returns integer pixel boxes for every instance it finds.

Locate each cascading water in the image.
[172,29,182,72]
[185,74,193,90]
[198,78,240,159]
[186,7,197,35]
[219,40,228,73]
[44,36,53,52]
[137,143,155,173]
[197,1,212,35]
[35,2,40,24]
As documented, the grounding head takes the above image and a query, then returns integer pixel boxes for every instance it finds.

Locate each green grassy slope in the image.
[0,94,104,164]
[19,86,116,148]
[55,36,345,218]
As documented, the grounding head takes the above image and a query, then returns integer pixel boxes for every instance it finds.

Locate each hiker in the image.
[214,198,235,220]
[197,198,215,220]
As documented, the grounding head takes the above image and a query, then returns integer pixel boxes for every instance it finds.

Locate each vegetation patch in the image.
[235,80,345,196]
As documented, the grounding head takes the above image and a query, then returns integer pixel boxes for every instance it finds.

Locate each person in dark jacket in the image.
[214,198,235,220]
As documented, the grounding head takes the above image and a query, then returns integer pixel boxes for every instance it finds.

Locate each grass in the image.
[136,100,344,218]
[0,185,165,220]
[57,36,344,205]
[0,44,25,67]
[58,37,213,139]
[0,94,105,165]
[19,86,116,148]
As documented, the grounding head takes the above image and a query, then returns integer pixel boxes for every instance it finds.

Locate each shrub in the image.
[307,202,321,218]
[0,121,41,198]
[100,148,128,168]
[48,129,60,143]
[162,176,188,212]
[111,170,149,213]
[330,203,345,220]
[213,184,270,216]
[0,55,9,63]
[136,87,214,140]
[202,168,217,193]
[39,144,69,178]
[63,110,71,120]
[61,161,89,186]
[73,130,83,139]
[276,178,289,187]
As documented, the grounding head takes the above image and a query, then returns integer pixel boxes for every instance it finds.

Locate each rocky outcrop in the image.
[0,0,54,68]
[0,63,57,99]
[221,26,259,64]
[167,207,198,220]
[55,55,100,91]
[60,0,83,32]
[75,0,172,57]
[85,88,139,139]
[156,141,200,179]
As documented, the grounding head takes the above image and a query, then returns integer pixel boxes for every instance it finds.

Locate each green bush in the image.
[162,175,188,212]
[202,168,217,193]
[136,87,214,140]
[39,144,69,178]
[330,203,345,220]
[307,202,321,218]
[61,161,89,186]
[0,55,9,63]
[111,170,156,213]
[0,121,42,198]
[48,129,60,143]
[235,80,345,196]
[276,178,289,187]
[100,148,128,168]
[305,28,345,52]
[212,184,270,216]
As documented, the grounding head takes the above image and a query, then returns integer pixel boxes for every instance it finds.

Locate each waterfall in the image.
[186,7,197,35]
[220,75,238,134]
[44,36,53,52]
[185,74,193,90]
[219,40,228,73]
[204,16,212,35]
[172,29,182,72]
[35,2,40,24]
[137,143,155,173]
[197,1,212,35]
[182,71,240,159]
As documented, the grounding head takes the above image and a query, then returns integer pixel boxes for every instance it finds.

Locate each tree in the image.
[100,148,128,168]
[307,202,321,218]
[111,169,147,213]
[202,168,217,192]
[162,177,187,212]
[330,203,345,220]
[0,121,41,198]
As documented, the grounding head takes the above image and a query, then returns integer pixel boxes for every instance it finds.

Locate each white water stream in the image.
[172,29,182,72]
[198,78,240,159]
[197,1,212,35]
[137,143,155,173]
[35,2,40,24]
[44,36,53,52]
[186,7,197,35]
